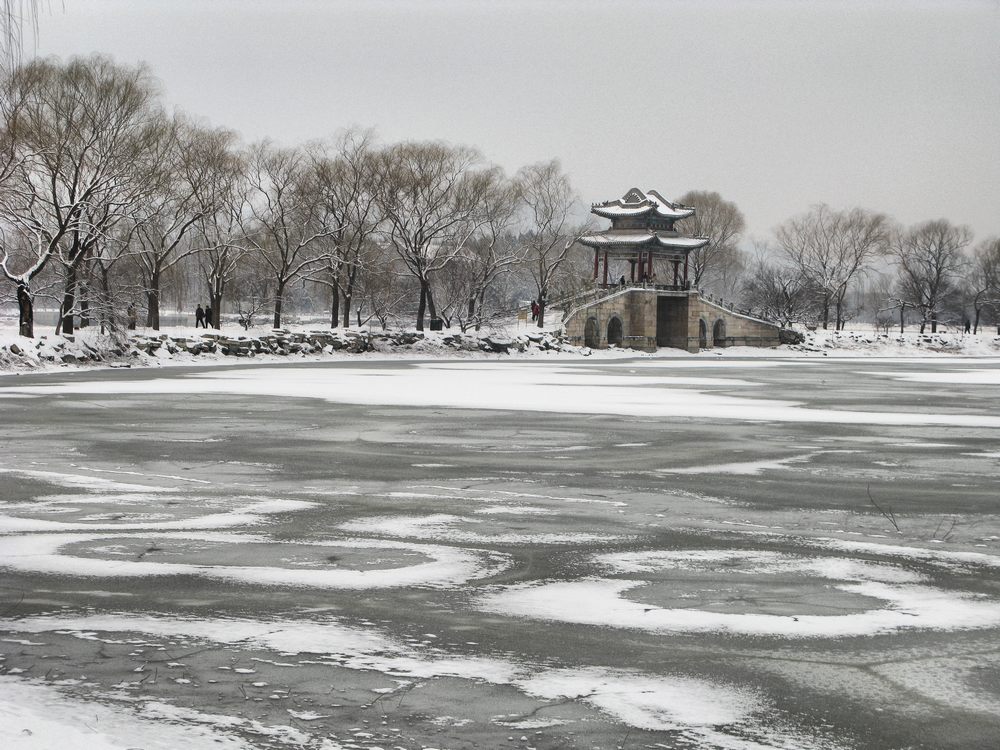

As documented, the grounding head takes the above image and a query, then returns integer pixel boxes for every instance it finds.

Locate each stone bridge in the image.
[562,287,782,352]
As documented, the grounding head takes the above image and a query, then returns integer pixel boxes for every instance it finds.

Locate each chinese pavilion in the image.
[579,188,709,289]
[562,188,781,352]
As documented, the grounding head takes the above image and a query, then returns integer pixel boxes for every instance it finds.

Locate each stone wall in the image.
[563,288,659,352]
[564,289,782,352]
[685,296,783,351]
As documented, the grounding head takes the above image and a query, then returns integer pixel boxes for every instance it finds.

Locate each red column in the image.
[683,253,689,287]
[593,248,599,279]
[602,251,609,287]
[672,260,679,286]
[647,253,654,282]
[634,252,641,282]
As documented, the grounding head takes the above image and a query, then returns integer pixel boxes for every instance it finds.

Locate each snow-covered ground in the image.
[3,313,1000,375]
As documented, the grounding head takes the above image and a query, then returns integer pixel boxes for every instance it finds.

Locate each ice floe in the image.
[477,549,1000,637]
[0,532,507,589]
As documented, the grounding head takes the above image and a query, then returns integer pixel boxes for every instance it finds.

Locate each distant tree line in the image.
[1,55,997,339]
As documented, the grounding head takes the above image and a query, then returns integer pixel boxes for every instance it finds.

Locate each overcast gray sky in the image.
[31,0,1000,242]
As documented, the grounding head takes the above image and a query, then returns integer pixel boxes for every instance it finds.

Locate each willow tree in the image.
[776,204,891,330]
[306,129,380,329]
[243,140,336,329]
[374,141,490,331]
[516,159,587,328]
[0,55,161,336]
[676,190,746,298]
[891,219,973,333]
[132,116,229,329]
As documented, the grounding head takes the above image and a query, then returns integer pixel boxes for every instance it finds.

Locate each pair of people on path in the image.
[195,304,213,329]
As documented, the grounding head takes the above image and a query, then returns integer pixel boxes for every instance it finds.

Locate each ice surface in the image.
[5,362,999,427]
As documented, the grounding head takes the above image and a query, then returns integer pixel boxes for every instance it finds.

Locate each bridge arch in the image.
[607,316,624,347]
[713,318,727,347]
[698,318,708,348]
[584,317,600,348]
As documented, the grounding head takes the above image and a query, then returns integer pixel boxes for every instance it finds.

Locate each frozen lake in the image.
[2,357,999,749]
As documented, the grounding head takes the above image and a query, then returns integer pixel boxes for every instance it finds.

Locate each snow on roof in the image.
[591,188,695,220]
[579,229,709,250]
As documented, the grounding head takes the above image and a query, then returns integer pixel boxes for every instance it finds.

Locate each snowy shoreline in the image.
[2,322,1000,375]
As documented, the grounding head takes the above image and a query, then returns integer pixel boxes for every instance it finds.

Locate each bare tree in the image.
[776,204,891,330]
[356,247,409,330]
[306,129,380,328]
[374,140,489,330]
[965,236,1000,334]
[676,190,746,296]
[516,159,587,328]
[891,219,972,333]
[132,116,228,329]
[0,56,162,336]
[1,0,38,69]
[243,140,335,328]
[740,243,818,327]
[454,168,521,331]
[193,128,247,329]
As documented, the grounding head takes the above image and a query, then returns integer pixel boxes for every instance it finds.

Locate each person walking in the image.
[195,305,205,328]
[530,301,539,322]
[204,304,213,329]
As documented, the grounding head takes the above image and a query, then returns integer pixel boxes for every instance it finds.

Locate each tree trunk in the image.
[273,280,285,329]
[821,296,830,330]
[930,311,938,334]
[146,269,161,330]
[61,266,77,335]
[146,290,161,330]
[342,289,353,329]
[210,290,223,329]
[899,307,905,334]
[330,284,340,329]
[98,265,112,334]
[536,291,546,328]
[416,282,427,331]
[425,282,437,319]
[342,262,358,329]
[465,295,476,333]
[973,307,982,335]
[475,288,487,332]
[79,284,90,328]
[16,284,33,338]
[208,271,225,330]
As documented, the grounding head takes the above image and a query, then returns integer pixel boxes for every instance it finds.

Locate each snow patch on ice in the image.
[660,453,817,475]
[518,667,758,730]
[478,549,1000,637]
[0,675,252,749]
[0,532,507,589]
[0,467,177,493]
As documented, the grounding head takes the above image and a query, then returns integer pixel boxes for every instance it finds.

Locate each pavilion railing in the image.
[554,282,772,325]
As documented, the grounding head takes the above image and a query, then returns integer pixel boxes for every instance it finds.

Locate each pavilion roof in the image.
[579,229,709,251]
[591,188,695,221]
